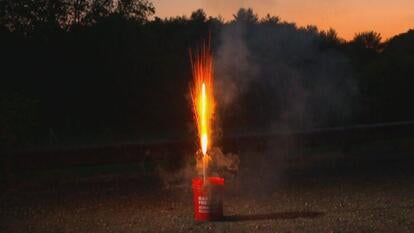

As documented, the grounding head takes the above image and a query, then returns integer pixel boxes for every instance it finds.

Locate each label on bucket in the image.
[198,196,219,213]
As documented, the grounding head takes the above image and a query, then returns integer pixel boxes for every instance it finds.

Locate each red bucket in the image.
[192,177,224,221]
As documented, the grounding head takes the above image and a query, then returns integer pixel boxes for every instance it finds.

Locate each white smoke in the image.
[214,15,357,132]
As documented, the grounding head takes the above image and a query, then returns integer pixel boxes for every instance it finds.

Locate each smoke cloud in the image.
[214,18,357,132]
[211,12,358,194]
[215,23,258,107]
[158,148,240,190]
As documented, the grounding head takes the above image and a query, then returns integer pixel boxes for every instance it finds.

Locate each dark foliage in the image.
[0,3,413,149]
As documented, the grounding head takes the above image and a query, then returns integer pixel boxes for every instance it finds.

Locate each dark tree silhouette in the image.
[0,3,413,151]
[352,31,382,51]
[0,0,154,33]
[116,0,155,21]
[0,0,69,33]
[190,9,207,22]
[233,8,258,24]
[320,28,344,49]
[260,14,280,24]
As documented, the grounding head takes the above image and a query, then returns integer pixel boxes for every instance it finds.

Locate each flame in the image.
[190,43,215,157]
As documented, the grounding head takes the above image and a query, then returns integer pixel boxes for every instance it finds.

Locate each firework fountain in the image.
[190,41,224,221]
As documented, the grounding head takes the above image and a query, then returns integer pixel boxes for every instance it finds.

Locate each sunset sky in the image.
[152,0,414,41]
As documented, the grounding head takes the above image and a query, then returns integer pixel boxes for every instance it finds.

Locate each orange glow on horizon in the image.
[153,0,414,40]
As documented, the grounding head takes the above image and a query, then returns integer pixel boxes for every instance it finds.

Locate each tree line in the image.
[1,1,413,150]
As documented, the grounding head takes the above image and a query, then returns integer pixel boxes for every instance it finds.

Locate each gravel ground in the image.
[1,167,413,233]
